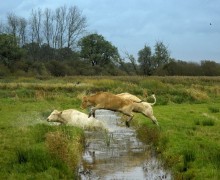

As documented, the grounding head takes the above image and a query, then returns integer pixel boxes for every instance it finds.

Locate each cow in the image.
[116,92,158,124]
[47,109,106,130]
[116,92,143,103]
[116,92,157,105]
[81,92,158,127]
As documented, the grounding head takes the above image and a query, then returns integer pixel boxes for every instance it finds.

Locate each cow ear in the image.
[58,111,62,116]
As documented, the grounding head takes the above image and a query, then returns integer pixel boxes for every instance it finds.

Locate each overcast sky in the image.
[1,0,220,62]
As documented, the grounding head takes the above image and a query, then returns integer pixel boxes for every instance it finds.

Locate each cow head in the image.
[81,96,90,109]
[47,110,62,122]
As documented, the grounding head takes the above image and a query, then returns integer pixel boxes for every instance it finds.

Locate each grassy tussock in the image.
[186,88,209,101]
[45,131,82,171]
[208,106,220,113]
[136,126,160,147]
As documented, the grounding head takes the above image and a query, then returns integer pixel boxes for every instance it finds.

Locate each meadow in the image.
[0,76,219,179]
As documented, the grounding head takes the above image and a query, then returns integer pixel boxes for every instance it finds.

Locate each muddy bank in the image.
[79,110,171,180]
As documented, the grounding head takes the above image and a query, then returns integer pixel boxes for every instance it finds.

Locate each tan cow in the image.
[47,109,106,130]
[81,92,158,127]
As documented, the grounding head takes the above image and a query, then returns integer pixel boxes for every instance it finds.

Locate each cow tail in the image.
[150,94,156,106]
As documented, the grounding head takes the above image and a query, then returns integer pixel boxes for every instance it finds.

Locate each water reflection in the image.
[79,110,171,180]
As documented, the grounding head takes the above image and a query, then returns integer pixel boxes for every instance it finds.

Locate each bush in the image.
[46,61,68,77]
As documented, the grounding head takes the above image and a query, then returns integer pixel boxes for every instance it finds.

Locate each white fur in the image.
[47,109,106,130]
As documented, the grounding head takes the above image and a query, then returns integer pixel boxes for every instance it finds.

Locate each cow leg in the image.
[88,112,95,118]
[125,121,130,127]
[150,115,159,126]
[126,115,134,127]
[142,111,159,126]
[89,106,101,118]
[88,108,96,118]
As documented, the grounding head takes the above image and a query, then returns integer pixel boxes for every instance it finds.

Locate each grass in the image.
[141,103,220,180]
[0,76,220,179]
[0,97,84,179]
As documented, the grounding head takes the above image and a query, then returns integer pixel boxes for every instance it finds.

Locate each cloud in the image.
[0,0,219,61]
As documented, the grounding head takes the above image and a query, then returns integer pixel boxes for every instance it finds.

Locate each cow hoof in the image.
[125,121,130,127]
[88,113,91,118]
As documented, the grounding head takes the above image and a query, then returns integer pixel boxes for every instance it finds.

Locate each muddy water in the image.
[79,110,171,180]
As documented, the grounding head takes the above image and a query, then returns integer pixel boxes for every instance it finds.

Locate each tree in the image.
[153,41,170,68]
[6,13,28,47]
[201,60,220,76]
[43,8,54,47]
[6,13,19,44]
[22,42,41,61]
[124,51,139,75]
[66,6,87,48]
[78,33,120,66]
[0,34,25,67]
[18,17,27,46]
[162,60,201,76]
[138,45,153,75]
[54,6,67,49]
[30,8,43,45]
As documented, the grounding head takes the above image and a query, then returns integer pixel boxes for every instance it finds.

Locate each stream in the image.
[78,110,171,180]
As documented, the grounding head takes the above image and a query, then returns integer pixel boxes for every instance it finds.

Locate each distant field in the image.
[0,76,219,179]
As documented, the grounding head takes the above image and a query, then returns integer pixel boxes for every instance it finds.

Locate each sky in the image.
[1,0,220,62]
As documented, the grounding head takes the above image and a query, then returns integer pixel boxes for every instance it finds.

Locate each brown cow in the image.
[81,92,158,127]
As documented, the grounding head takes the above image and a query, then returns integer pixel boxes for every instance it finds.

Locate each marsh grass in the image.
[208,106,220,113]
[15,146,54,172]
[212,152,220,169]
[194,118,215,126]
[0,76,220,179]
[202,119,215,126]
[10,125,84,179]
[182,149,196,172]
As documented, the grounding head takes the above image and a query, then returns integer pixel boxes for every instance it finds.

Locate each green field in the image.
[0,76,219,179]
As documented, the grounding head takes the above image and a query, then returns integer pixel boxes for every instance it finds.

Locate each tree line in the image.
[0,5,220,77]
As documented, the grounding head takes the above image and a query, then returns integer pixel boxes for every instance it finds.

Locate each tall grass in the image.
[208,106,220,113]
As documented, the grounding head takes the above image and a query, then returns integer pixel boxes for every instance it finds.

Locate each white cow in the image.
[47,109,107,130]
[116,92,158,126]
